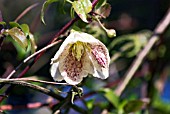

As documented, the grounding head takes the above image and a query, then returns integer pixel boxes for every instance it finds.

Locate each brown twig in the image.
[0,78,68,85]
[0,80,64,100]
[115,7,170,96]
[14,3,39,22]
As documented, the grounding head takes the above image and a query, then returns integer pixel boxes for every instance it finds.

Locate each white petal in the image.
[89,43,110,79]
[50,62,64,81]
[77,32,103,44]
[58,52,94,85]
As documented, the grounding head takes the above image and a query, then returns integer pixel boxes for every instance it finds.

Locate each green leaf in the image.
[20,24,29,36]
[86,99,95,110]
[7,27,28,50]
[0,21,6,26]
[100,88,119,108]
[41,0,59,24]
[72,1,88,23]
[124,100,145,113]
[9,22,20,28]
[6,35,28,60]
[72,0,92,23]
[80,0,92,13]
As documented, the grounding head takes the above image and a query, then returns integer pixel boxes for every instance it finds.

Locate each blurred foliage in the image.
[0,0,170,114]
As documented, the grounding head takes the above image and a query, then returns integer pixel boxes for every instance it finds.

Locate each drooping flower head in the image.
[50,31,110,85]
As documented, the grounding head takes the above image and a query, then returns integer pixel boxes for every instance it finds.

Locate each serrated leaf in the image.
[72,0,92,23]
[100,88,119,108]
[124,100,145,113]
[41,0,59,24]
[28,33,37,53]
[20,24,29,36]
[7,27,28,50]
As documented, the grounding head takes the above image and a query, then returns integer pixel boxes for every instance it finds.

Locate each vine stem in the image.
[0,78,68,85]
[14,3,39,22]
[115,7,170,96]
[0,79,64,100]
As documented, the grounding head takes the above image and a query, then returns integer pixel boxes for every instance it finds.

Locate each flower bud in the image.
[106,29,116,38]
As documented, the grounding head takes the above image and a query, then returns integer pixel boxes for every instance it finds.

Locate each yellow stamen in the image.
[71,41,90,61]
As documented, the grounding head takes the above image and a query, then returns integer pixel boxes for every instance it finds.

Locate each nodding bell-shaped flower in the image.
[50,31,110,85]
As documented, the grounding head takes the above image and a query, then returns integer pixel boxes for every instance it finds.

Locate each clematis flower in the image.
[50,31,110,85]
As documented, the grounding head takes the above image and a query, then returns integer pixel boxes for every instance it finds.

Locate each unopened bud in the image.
[106,29,116,38]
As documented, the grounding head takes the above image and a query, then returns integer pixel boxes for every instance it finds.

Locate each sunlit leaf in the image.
[41,0,59,24]
[7,27,28,50]
[72,1,88,23]
[72,0,92,23]
[124,100,145,113]
[81,0,92,13]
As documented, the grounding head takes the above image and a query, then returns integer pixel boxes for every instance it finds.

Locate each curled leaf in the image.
[7,27,28,50]
[41,0,59,24]
[20,24,29,36]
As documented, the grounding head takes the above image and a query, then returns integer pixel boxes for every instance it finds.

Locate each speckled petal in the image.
[59,52,94,85]
[50,62,64,81]
[89,43,110,79]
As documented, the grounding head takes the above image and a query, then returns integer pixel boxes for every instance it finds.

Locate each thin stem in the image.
[92,0,98,9]
[115,7,170,96]
[0,78,68,85]
[6,40,62,79]
[0,80,64,100]
[14,3,39,22]
[95,17,107,31]
[66,0,73,4]
[0,35,5,50]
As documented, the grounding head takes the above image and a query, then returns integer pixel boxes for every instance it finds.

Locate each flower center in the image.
[70,41,90,61]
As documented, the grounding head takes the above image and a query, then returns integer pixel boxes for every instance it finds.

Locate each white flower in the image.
[50,31,110,85]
